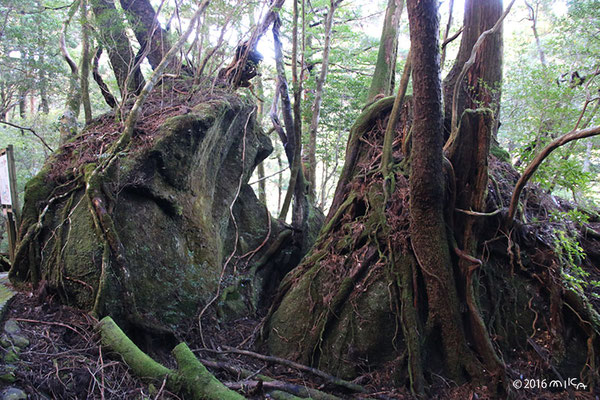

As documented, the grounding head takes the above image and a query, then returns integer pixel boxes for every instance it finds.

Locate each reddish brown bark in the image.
[442,0,503,137]
[407,0,478,380]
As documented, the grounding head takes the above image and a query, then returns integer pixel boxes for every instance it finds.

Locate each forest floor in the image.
[0,286,596,399]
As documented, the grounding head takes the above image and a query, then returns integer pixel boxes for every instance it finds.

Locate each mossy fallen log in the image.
[96,316,171,379]
[172,342,245,400]
[97,316,245,400]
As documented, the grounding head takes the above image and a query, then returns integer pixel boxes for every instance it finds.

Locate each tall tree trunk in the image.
[255,66,267,205]
[59,1,82,144]
[525,0,546,66]
[80,0,93,124]
[407,0,484,382]
[439,0,455,67]
[290,0,310,230]
[36,0,50,115]
[38,70,49,114]
[18,90,25,119]
[366,0,404,103]
[440,0,510,379]
[91,0,145,96]
[306,0,341,199]
[274,12,302,223]
[119,0,170,70]
[442,0,503,138]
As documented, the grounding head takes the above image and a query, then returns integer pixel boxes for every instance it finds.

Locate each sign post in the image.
[0,145,19,263]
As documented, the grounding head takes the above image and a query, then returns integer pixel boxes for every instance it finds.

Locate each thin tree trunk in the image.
[38,70,49,114]
[18,90,25,119]
[255,66,267,205]
[112,0,210,153]
[380,49,411,181]
[440,0,455,67]
[306,0,341,198]
[274,14,298,220]
[59,1,82,144]
[92,47,118,108]
[277,149,283,213]
[583,141,593,173]
[366,0,404,103]
[36,0,50,115]
[80,0,92,124]
[524,0,546,66]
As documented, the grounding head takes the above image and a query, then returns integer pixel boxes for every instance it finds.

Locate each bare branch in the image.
[441,25,463,49]
[440,0,455,66]
[248,166,289,185]
[0,121,54,152]
[60,2,80,75]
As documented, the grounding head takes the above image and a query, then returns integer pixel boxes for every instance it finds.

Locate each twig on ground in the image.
[197,345,366,393]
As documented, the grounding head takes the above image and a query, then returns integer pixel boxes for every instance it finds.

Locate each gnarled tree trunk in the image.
[264,0,600,395]
[119,0,170,70]
[366,0,404,103]
[442,0,503,138]
[91,0,145,96]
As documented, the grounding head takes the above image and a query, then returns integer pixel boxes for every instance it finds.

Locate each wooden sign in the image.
[0,151,12,206]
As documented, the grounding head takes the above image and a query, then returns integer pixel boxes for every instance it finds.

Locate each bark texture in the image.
[119,0,170,70]
[367,0,404,102]
[442,0,503,137]
[407,0,480,381]
[91,0,145,96]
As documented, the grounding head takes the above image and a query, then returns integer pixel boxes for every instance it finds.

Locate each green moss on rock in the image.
[11,96,293,334]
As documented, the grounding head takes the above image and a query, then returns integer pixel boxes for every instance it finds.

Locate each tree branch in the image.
[507,124,600,223]
[199,346,366,393]
[91,47,117,108]
[112,0,211,154]
[440,0,455,66]
[0,121,53,152]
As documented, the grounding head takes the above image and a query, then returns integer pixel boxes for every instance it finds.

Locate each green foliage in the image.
[499,0,600,202]
[550,211,590,292]
[0,113,60,253]
[0,0,68,115]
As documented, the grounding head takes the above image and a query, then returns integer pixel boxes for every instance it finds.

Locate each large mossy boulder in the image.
[10,93,295,332]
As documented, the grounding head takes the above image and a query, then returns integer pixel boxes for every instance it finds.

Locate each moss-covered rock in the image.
[10,94,303,332]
